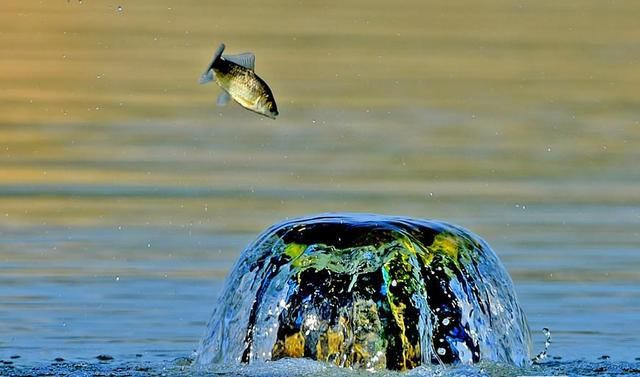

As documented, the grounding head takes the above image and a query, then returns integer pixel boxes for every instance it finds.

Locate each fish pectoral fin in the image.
[199,69,214,84]
[217,91,231,106]
[223,53,255,70]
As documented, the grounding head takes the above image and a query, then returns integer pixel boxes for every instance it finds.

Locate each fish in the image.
[200,43,279,119]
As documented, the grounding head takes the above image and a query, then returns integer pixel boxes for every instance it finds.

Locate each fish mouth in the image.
[265,110,278,119]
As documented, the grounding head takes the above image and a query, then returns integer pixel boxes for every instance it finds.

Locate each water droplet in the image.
[117,5,123,12]
[442,317,450,325]
[437,347,446,355]
[391,279,397,287]
[115,276,120,281]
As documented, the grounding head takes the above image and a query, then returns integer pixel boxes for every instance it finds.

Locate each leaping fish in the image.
[200,43,279,119]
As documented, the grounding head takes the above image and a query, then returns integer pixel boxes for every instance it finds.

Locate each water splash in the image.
[532,328,552,363]
[196,214,532,370]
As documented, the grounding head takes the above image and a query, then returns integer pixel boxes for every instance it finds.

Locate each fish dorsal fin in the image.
[223,53,255,70]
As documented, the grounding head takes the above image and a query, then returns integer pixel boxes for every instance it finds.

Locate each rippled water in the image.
[2,0,640,376]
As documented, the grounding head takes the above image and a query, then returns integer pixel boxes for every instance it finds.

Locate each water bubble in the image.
[117,5,123,12]
[437,347,447,355]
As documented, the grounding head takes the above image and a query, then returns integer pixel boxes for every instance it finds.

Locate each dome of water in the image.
[196,214,532,370]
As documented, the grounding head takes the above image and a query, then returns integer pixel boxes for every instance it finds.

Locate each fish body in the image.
[200,43,278,119]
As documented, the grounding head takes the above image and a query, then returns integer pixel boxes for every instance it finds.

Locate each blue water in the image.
[2,114,640,376]
[4,358,640,376]
[2,0,640,374]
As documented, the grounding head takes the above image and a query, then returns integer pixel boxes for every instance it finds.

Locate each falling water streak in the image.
[532,328,552,363]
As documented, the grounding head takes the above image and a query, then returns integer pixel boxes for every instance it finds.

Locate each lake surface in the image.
[1,0,639,376]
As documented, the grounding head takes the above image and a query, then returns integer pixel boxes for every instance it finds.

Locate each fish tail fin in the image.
[199,70,214,84]
[199,43,226,84]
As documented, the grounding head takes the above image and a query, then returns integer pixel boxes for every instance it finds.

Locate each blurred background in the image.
[1,0,639,364]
